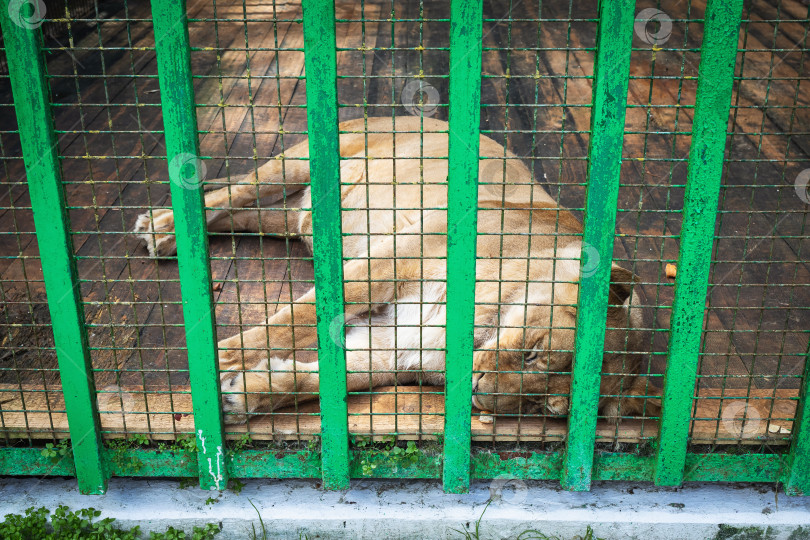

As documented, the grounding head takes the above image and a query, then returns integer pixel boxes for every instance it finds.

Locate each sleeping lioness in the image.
[135,116,656,423]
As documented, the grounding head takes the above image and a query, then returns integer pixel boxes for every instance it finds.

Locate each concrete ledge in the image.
[1,477,809,539]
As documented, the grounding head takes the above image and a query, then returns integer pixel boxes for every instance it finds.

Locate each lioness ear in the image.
[608,265,637,306]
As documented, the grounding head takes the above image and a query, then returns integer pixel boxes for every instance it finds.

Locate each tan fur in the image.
[135,117,658,423]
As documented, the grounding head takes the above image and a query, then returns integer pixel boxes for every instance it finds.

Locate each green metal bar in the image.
[0,4,107,495]
[443,0,483,494]
[301,0,350,490]
[0,446,790,484]
[151,0,228,491]
[350,451,442,479]
[561,0,635,492]
[0,448,77,477]
[653,0,744,487]
[231,449,322,479]
[782,346,810,495]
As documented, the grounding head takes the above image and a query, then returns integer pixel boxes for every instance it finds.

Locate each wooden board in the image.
[0,384,797,445]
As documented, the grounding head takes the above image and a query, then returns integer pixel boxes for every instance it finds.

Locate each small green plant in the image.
[226,434,253,460]
[129,433,150,446]
[352,435,421,476]
[233,433,253,451]
[149,523,220,540]
[205,497,218,506]
[0,505,221,539]
[246,500,310,540]
[178,477,197,489]
[229,478,247,495]
[173,434,198,453]
[247,499,267,540]
[156,434,198,455]
[450,500,491,540]
[451,502,602,540]
[41,440,71,464]
[105,436,148,473]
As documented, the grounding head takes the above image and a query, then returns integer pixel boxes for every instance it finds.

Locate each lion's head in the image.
[471,258,652,419]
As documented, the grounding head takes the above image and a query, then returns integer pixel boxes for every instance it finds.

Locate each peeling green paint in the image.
[0,4,107,495]
[443,0,483,494]
[562,0,636,492]
[782,349,810,495]
[150,0,228,491]
[301,0,351,490]
[654,0,744,488]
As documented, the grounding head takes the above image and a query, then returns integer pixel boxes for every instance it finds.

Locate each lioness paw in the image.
[219,358,276,424]
[220,372,250,424]
[546,395,569,415]
[133,209,177,257]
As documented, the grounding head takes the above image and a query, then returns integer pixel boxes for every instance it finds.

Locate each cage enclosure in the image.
[0,0,808,495]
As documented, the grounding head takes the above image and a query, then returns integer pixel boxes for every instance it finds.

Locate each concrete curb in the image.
[1,477,809,539]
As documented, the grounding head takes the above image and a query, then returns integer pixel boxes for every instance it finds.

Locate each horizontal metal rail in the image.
[0,446,791,484]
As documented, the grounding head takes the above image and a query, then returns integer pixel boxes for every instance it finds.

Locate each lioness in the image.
[135,116,654,423]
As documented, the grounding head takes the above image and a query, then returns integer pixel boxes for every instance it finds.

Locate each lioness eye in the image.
[525,350,539,362]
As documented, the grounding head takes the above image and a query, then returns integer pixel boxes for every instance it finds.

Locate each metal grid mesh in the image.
[56,1,194,441]
[3,0,195,442]
[0,28,64,444]
[693,0,809,450]
[472,0,596,448]
[0,0,806,468]
[186,0,314,441]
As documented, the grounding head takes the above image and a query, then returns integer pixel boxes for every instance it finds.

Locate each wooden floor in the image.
[0,0,808,442]
[0,382,798,444]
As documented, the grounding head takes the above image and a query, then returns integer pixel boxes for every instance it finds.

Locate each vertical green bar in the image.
[561,0,635,492]
[0,3,107,494]
[301,0,350,490]
[443,0,483,494]
[783,348,810,495]
[151,0,227,491]
[653,0,743,487]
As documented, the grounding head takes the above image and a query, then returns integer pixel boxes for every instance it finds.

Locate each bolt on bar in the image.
[151,0,228,491]
[653,0,743,487]
[783,345,810,495]
[561,0,636,492]
[443,0,483,494]
[0,3,107,494]
[301,0,351,490]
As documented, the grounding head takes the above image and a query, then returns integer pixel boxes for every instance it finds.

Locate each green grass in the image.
[0,505,221,539]
[450,501,604,540]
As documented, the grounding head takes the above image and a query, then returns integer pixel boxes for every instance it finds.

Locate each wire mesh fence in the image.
[0,0,808,494]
